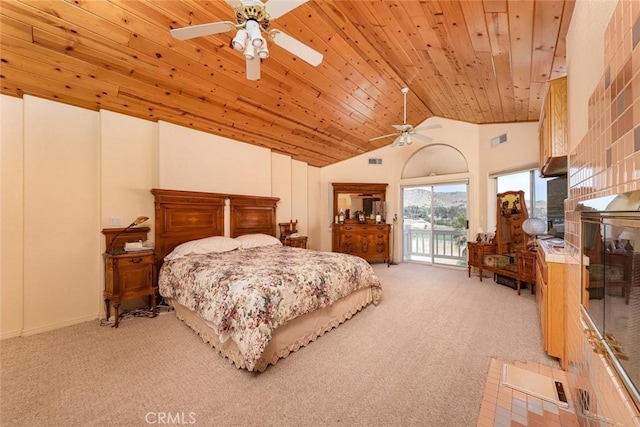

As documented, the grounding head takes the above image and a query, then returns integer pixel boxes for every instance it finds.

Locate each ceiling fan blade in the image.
[246,58,261,81]
[369,133,397,142]
[170,21,236,41]
[225,0,243,9]
[412,124,442,132]
[268,30,323,66]
[265,0,309,19]
[411,133,433,143]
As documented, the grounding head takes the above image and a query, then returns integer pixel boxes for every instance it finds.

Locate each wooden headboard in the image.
[229,195,278,238]
[151,188,279,271]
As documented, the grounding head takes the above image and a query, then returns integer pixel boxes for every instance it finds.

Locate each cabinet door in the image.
[540,281,548,351]
[117,255,154,296]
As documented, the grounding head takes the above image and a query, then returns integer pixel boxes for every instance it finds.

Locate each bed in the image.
[151,188,382,372]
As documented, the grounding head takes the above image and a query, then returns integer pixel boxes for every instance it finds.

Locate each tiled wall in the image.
[566,1,640,425]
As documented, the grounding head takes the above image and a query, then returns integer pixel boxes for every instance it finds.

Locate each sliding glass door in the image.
[402,183,468,266]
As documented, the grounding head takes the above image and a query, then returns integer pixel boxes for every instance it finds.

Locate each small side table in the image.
[103,250,157,328]
[283,236,308,249]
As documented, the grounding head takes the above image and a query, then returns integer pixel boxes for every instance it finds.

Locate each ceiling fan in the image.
[170,0,323,81]
[369,87,441,147]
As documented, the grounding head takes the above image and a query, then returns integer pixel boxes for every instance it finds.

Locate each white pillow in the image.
[164,236,241,261]
[234,233,282,249]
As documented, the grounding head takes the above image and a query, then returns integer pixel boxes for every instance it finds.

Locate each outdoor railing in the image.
[403,228,467,262]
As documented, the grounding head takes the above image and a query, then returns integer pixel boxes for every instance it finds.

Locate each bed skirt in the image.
[165,286,374,372]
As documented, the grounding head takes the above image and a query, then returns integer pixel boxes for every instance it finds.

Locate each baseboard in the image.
[21,314,98,337]
[1,330,23,340]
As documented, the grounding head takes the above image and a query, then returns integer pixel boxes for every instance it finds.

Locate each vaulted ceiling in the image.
[0,0,574,167]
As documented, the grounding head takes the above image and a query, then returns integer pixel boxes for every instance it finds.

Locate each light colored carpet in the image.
[0,263,558,426]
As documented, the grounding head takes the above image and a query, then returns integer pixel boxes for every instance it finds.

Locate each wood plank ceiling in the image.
[0,0,574,167]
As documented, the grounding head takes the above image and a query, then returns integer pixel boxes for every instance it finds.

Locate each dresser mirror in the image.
[332,183,387,221]
[494,190,528,254]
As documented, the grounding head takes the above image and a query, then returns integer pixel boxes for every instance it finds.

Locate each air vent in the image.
[368,158,382,165]
[491,133,508,147]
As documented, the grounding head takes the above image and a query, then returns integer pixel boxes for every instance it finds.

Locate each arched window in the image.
[401,144,468,179]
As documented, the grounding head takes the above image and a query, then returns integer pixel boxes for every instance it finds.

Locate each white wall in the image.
[23,96,101,335]
[1,95,315,337]
[100,110,158,241]
[320,117,539,258]
[1,95,25,338]
[158,121,271,196]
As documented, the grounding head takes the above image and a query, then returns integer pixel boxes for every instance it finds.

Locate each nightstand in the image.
[102,226,157,328]
[283,236,308,249]
[103,251,157,328]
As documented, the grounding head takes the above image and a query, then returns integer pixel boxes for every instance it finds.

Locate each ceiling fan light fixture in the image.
[232,29,248,51]
[245,19,264,48]
[257,44,269,59]
[243,43,256,60]
[405,134,412,145]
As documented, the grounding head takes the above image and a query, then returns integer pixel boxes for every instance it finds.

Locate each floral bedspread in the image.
[159,245,382,370]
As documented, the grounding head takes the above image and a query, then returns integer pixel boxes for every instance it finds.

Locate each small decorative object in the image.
[107,216,149,255]
[512,197,521,214]
[375,214,382,224]
[501,200,509,216]
[522,218,546,251]
[338,210,345,224]
[357,211,366,223]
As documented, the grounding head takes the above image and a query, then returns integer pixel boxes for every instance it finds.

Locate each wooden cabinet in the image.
[102,226,157,328]
[467,242,497,273]
[103,251,157,328]
[539,76,567,177]
[283,236,308,249]
[536,246,566,368]
[332,182,390,265]
[496,191,528,254]
[333,223,390,264]
[467,242,536,295]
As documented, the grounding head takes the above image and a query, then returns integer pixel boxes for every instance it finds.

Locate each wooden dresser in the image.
[331,182,390,265]
[333,223,390,265]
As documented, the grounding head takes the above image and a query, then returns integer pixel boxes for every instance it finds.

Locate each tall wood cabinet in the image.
[536,244,566,368]
[331,183,390,265]
[539,76,568,177]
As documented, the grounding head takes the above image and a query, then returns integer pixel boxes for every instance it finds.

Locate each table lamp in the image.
[522,218,546,251]
[107,216,149,255]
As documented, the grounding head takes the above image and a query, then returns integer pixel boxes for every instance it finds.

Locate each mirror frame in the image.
[332,183,387,220]
[495,190,528,254]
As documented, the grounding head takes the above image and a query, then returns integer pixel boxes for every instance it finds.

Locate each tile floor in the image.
[477,358,579,427]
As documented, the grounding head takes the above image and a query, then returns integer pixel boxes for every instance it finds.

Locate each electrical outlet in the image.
[110,216,123,226]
